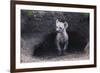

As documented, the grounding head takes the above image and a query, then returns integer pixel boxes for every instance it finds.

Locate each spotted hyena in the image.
[56,19,69,55]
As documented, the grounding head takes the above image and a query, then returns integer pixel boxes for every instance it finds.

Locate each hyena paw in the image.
[58,51,65,56]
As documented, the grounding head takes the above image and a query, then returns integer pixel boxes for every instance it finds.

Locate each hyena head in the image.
[56,19,68,33]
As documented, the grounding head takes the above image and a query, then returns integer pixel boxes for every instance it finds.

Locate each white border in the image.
[16,4,94,69]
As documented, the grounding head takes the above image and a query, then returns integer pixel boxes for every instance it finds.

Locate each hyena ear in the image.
[64,21,68,29]
[56,19,59,24]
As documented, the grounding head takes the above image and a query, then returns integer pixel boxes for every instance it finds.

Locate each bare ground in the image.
[21,51,89,63]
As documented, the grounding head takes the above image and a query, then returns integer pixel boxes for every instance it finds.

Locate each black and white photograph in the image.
[21,10,89,62]
[11,1,96,72]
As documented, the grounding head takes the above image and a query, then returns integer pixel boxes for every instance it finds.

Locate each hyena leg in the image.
[56,42,62,55]
[63,41,68,52]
